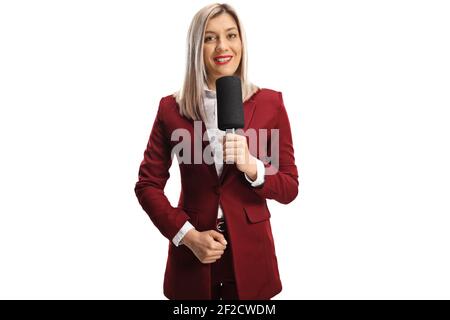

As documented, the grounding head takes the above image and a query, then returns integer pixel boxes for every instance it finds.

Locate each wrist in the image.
[181,228,198,247]
[245,155,257,181]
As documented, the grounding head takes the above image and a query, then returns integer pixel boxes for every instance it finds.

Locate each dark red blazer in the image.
[135,88,299,300]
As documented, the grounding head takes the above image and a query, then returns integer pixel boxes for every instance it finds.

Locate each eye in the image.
[204,35,216,42]
[228,33,238,39]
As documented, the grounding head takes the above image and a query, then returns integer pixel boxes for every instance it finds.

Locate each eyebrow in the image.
[205,27,238,34]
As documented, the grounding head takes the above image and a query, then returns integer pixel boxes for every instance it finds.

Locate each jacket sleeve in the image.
[251,91,299,204]
[134,98,190,240]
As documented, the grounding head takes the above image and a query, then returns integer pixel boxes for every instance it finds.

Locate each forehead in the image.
[205,13,238,33]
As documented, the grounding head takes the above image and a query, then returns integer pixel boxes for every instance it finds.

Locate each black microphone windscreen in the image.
[216,76,244,131]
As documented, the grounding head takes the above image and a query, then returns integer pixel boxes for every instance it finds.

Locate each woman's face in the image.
[203,13,242,90]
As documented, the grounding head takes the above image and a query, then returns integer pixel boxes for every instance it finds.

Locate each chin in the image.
[216,68,238,77]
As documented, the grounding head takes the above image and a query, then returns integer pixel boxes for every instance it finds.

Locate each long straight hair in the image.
[174,3,259,121]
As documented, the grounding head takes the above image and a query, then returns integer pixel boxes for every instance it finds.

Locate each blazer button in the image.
[214,185,221,195]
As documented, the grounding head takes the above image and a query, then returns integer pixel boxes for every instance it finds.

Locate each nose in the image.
[215,38,230,53]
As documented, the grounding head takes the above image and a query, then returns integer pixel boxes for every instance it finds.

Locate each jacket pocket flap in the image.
[244,203,271,223]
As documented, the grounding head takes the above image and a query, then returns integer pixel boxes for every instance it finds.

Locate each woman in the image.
[135,3,298,300]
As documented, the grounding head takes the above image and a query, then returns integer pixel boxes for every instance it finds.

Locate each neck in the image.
[206,79,216,92]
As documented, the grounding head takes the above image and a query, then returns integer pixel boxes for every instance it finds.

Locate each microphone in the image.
[216,76,245,165]
[216,76,244,133]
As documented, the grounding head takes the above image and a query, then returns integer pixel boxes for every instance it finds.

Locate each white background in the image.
[0,0,449,299]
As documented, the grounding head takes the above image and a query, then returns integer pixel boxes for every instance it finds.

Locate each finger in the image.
[225,133,240,142]
[225,147,243,155]
[224,155,235,164]
[209,230,225,240]
[224,139,239,147]
[224,156,235,164]
[225,143,245,156]
[224,148,243,162]
[204,260,221,264]
[207,249,225,255]
[222,147,232,158]
[207,254,223,260]
[210,240,227,250]
[201,259,217,264]
[209,230,228,245]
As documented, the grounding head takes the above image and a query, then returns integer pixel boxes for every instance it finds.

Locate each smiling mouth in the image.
[214,56,232,65]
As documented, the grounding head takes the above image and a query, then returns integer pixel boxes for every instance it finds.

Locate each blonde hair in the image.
[173,3,259,121]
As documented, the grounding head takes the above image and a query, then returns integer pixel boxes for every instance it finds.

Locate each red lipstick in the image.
[213,55,233,65]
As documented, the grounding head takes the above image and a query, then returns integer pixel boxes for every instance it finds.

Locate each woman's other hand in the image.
[181,229,228,264]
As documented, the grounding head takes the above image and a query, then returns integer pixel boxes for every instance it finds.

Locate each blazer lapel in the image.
[198,120,221,184]
[243,96,257,131]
